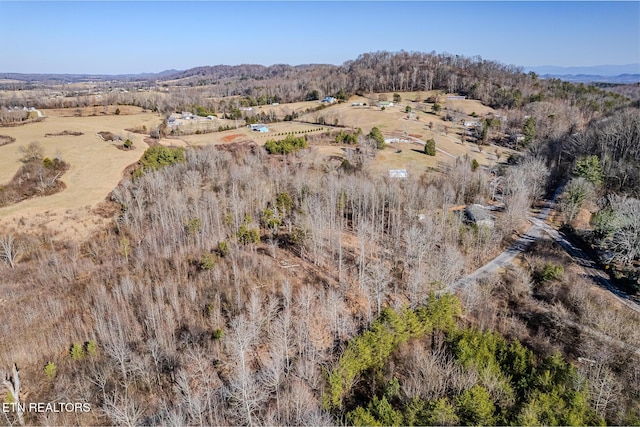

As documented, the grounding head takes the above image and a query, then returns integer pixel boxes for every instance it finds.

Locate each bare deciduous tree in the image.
[0,235,20,269]
[17,140,44,162]
[2,364,24,425]
[102,389,145,427]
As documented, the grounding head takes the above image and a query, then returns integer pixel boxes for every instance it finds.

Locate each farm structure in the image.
[168,112,219,128]
[249,123,269,132]
[388,169,408,179]
[4,106,43,118]
[464,204,494,228]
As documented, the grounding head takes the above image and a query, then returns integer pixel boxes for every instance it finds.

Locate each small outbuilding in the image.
[464,204,494,228]
[249,123,269,132]
[388,169,408,179]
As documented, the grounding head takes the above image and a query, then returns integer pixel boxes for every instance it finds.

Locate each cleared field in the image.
[251,100,323,117]
[369,142,438,177]
[0,92,513,239]
[0,109,162,238]
[442,97,496,116]
[168,116,237,134]
[178,93,513,173]
[177,122,330,146]
[296,94,513,167]
[42,105,145,117]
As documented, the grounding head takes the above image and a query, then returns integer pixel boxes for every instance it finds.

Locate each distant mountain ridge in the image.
[4,62,640,85]
[539,73,640,84]
[0,69,181,83]
[525,64,640,84]
[526,64,640,76]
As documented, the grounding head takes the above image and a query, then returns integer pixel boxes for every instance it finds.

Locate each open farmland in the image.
[0,107,162,238]
[2,43,639,427]
[242,99,324,117]
[170,121,330,146]
[0,92,513,238]
[164,92,514,179]
[294,93,514,172]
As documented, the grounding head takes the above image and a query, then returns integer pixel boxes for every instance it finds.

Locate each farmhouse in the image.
[321,96,337,104]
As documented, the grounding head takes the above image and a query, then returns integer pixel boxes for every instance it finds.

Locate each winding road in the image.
[447,189,640,315]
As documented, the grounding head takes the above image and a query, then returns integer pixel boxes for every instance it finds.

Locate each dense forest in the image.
[1,50,639,426]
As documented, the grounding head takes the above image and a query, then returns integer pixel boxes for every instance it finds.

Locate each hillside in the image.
[1,50,639,426]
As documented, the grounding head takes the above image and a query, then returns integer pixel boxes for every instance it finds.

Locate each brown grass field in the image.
[0,93,514,239]
[176,92,512,169]
[0,107,162,238]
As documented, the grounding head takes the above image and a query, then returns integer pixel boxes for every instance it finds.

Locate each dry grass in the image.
[0,93,513,240]
[442,97,496,116]
[0,109,162,239]
[178,122,330,147]
[173,93,513,178]
[369,142,438,176]
[42,104,144,117]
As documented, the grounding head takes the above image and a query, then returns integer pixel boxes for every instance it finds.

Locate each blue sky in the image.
[1,1,638,74]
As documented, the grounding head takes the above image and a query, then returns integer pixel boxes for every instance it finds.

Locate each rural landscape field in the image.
[1,1,640,425]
